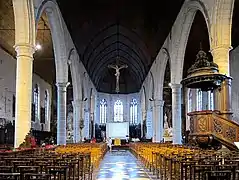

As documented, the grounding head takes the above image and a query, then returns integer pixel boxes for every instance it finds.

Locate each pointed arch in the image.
[149,71,155,100]
[170,0,211,83]
[211,0,235,49]
[68,48,82,101]
[35,0,68,82]
[154,47,170,100]
[12,0,35,46]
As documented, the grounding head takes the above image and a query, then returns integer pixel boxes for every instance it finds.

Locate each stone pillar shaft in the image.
[72,100,82,143]
[14,44,35,148]
[153,100,164,142]
[56,82,69,145]
[171,84,182,144]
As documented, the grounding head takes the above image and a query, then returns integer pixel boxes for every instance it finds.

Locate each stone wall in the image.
[230,46,239,122]
[0,47,52,131]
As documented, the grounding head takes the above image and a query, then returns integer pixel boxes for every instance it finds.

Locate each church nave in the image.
[96,150,153,180]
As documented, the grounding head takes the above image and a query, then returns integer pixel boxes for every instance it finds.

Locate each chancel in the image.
[0,0,239,179]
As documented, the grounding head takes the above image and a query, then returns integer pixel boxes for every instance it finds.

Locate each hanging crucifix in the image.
[108,57,128,93]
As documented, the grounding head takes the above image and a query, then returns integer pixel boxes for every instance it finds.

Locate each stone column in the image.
[56,82,70,145]
[72,99,82,143]
[211,46,232,119]
[90,96,95,138]
[202,91,209,110]
[220,77,233,119]
[14,44,35,148]
[170,83,182,144]
[153,99,164,142]
[146,102,153,139]
[211,46,231,76]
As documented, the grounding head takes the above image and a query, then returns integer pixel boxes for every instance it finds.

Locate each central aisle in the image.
[96,150,153,180]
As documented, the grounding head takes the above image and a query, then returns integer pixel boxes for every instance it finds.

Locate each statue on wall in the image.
[164,113,169,129]
[66,112,73,142]
[66,103,74,143]
[165,106,172,128]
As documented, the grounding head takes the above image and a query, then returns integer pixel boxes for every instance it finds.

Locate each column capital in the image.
[210,45,231,76]
[169,83,182,89]
[72,99,84,107]
[14,43,35,58]
[148,101,154,111]
[210,45,233,52]
[154,99,164,107]
[56,82,70,88]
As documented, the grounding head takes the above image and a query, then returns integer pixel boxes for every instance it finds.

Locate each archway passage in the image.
[34,12,55,85]
[163,61,172,128]
[182,10,211,139]
[183,10,211,79]
[56,0,185,93]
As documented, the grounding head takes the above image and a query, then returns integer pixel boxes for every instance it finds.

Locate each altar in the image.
[106,122,129,139]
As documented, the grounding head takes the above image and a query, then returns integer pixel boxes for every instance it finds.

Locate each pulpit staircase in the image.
[188,110,239,150]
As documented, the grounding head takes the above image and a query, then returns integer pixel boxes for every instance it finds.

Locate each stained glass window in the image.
[100,99,107,124]
[130,99,138,124]
[114,100,123,122]
[33,84,40,121]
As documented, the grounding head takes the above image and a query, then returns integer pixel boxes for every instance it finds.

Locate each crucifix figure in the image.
[108,57,128,93]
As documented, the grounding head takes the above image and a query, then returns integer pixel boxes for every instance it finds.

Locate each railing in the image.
[188,110,239,150]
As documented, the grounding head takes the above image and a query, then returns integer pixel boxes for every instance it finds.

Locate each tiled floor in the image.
[96,150,153,180]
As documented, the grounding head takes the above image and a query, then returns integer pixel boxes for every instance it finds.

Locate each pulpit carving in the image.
[198,117,207,132]
[213,119,223,134]
[225,126,236,141]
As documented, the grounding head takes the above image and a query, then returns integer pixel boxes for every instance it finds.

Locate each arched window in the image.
[130,98,138,124]
[100,99,107,124]
[208,91,214,110]
[114,99,123,122]
[33,84,40,121]
[43,90,48,124]
[197,89,202,111]
[188,89,192,112]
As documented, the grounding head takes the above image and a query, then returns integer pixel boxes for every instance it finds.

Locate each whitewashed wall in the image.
[97,92,140,124]
[0,47,52,131]
[31,73,52,131]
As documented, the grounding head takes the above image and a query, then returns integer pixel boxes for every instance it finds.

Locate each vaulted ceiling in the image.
[0,0,55,85]
[57,0,185,93]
